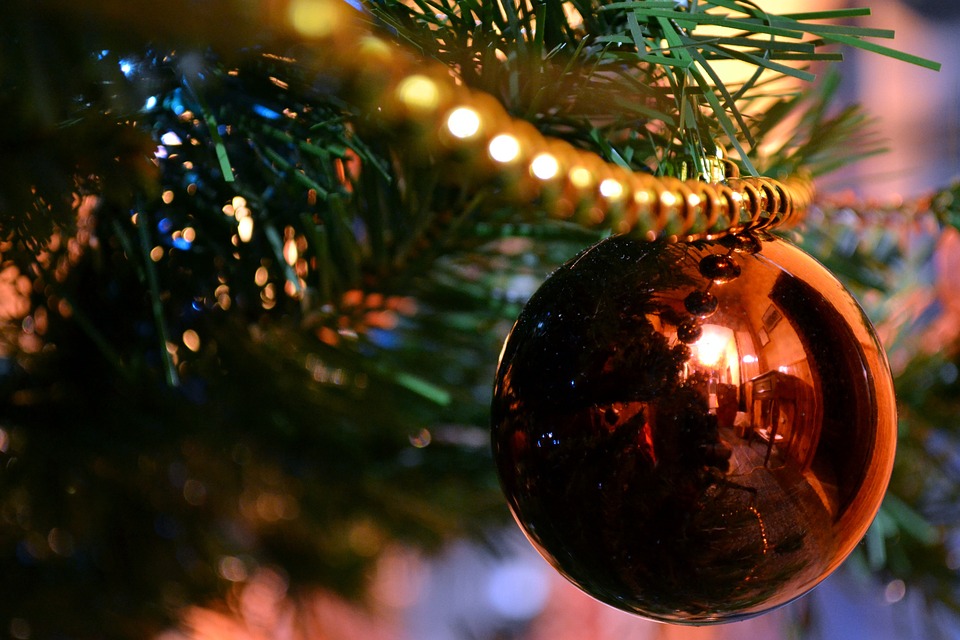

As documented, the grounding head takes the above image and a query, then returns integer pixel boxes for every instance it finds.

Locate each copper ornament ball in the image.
[491,232,897,624]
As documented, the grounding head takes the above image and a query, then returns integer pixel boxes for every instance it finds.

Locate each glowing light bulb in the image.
[160,131,182,146]
[288,0,340,38]
[446,107,481,139]
[283,238,298,265]
[530,153,559,180]
[488,134,521,163]
[182,329,201,352]
[693,325,730,367]
[359,36,390,57]
[569,166,593,189]
[119,59,135,77]
[396,75,440,112]
[238,216,254,243]
[599,178,624,200]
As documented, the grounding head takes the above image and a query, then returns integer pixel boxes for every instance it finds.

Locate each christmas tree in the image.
[1,0,959,638]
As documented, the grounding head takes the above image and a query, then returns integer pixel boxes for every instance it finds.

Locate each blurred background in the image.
[825,0,959,199]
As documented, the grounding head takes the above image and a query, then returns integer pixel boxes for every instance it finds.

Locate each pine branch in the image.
[369,0,938,178]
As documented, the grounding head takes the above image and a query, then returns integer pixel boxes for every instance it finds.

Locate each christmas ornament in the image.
[491,232,897,624]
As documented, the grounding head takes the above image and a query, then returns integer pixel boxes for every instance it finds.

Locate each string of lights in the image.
[279,0,815,240]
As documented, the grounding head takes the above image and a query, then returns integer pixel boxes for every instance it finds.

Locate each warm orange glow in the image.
[693,325,731,367]
[568,166,592,189]
[282,238,298,266]
[182,329,201,352]
[238,216,254,243]
[287,0,342,38]
[599,178,624,201]
[396,74,441,112]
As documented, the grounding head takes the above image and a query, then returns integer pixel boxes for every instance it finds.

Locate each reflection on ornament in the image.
[491,233,897,624]
[693,325,732,368]
[699,253,741,283]
[676,318,703,344]
[684,290,719,318]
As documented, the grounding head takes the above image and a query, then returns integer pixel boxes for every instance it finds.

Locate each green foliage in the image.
[368,0,937,177]
[0,26,595,635]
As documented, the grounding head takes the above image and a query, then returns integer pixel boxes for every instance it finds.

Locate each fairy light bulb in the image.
[288,0,341,37]
[446,107,482,139]
[396,75,440,112]
[489,134,521,163]
[569,166,593,189]
[530,153,560,180]
[238,217,254,243]
[599,178,625,201]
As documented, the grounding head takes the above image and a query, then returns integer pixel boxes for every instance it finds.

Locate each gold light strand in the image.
[280,0,815,240]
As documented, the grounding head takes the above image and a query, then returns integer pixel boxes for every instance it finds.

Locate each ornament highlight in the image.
[491,233,897,624]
